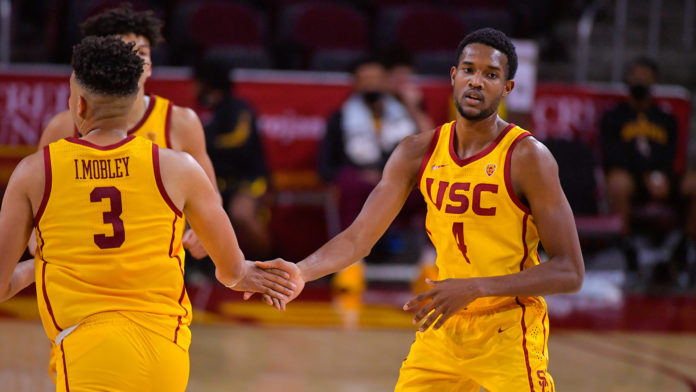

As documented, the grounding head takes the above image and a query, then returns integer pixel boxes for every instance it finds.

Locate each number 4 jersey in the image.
[417,121,542,313]
[34,135,192,350]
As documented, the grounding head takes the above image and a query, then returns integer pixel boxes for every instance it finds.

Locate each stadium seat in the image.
[169,1,269,66]
[276,3,367,69]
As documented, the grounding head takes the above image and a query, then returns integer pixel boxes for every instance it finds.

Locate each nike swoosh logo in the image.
[498,327,508,333]
[432,164,448,170]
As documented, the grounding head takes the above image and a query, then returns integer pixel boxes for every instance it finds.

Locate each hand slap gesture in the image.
[228,259,299,310]
[242,259,305,310]
[403,278,481,332]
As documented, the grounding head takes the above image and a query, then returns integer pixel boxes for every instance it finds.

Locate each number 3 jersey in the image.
[418,121,542,313]
[34,135,192,350]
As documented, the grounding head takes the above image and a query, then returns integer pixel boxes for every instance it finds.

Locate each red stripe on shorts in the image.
[517,297,535,392]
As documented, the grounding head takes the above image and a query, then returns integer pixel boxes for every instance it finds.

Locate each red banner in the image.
[0,69,690,183]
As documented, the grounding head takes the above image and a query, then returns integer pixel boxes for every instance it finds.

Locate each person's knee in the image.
[607,169,635,199]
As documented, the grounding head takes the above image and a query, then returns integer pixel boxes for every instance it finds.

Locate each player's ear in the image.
[76,95,88,121]
[502,79,515,97]
[450,66,457,86]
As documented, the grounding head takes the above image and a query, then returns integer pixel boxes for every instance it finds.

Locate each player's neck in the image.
[452,115,508,160]
[81,127,129,145]
[127,89,148,128]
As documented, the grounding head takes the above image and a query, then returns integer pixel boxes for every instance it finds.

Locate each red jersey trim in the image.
[168,214,188,344]
[65,135,136,151]
[60,341,70,391]
[152,144,183,217]
[416,125,444,188]
[41,261,62,332]
[519,213,529,271]
[164,101,173,149]
[127,94,156,135]
[448,123,515,167]
[541,311,547,355]
[33,146,52,226]
[516,297,536,392]
[504,132,532,214]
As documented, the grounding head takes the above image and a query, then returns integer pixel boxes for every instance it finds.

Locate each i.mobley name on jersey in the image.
[73,157,130,180]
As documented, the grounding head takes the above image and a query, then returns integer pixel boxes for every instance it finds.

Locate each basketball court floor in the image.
[1,282,695,391]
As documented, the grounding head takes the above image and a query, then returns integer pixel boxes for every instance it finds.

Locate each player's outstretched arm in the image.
[159,148,297,308]
[0,153,43,301]
[293,131,432,284]
[406,137,584,331]
[0,259,35,302]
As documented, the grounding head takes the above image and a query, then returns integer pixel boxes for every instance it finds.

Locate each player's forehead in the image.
[458,43,507,70]
[117,33,150,50]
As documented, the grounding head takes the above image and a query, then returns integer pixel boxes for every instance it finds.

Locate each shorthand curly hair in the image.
[72,36,144,96]
[455,28,518,80]
[80,3,164,47]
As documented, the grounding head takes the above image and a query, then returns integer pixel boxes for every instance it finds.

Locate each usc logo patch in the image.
[486,163,496,177]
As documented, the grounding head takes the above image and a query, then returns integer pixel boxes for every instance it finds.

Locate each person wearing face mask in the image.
[317,56,419,323]
[599,57,680,283]
[193,55,271,261]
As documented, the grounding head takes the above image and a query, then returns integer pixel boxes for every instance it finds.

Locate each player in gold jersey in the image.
[36,4,214,259]
[260,28,584,391]
[0,36,297,392]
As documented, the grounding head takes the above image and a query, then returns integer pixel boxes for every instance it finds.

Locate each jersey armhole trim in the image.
[416,124,443,188]
[33,146,52,226]
[164,101,173,149]
[127,94,157,135]
[152,144,183,217]
[504,132,532,215]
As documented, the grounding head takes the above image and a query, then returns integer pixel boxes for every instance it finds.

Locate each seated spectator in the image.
[599,57,693,288]
[600,57,678,232]
[193,56,272,260]
[317,56,420,324]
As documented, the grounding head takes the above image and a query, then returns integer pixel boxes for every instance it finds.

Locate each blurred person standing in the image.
[193,56,272,260]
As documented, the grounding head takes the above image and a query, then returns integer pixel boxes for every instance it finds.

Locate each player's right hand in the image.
[230,259,300,310]
[244,259,305,310]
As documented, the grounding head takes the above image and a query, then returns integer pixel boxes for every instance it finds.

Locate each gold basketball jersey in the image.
[418,121,541,312]
[34,135,191,350]
[129,94,172,148]
[72,94,171,148]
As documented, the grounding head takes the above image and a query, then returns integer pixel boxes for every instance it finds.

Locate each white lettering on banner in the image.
[532,95,598,140]
[258,110,326,144]
[0,82,69,145]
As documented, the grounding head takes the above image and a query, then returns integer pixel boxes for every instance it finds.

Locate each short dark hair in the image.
[80,3,164,47]
[193,55,232,92]
[72,36,144,96]
[348,55,383,74]
[626,56,659,78]
[455,28,518,80]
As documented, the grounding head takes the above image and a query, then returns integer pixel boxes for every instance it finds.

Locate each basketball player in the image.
[261,28,584,391]
[0,36,297,391]
[35,4,214,259]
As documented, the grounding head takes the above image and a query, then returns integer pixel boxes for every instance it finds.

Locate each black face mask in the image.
[362,91,382,104]
[629,83,651,101]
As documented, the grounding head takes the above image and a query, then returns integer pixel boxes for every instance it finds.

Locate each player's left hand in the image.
[182,228,208,259]
[403,278,481,332]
